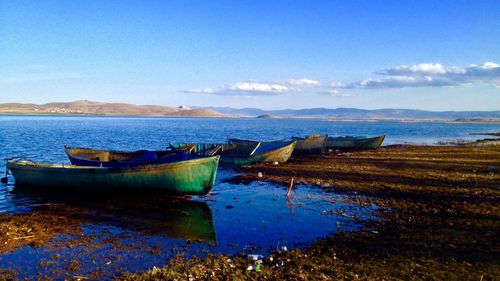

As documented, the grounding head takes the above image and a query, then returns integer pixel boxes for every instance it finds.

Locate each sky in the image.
[1,0,499,110]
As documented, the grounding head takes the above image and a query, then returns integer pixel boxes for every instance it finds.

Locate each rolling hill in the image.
[0,100,225,117]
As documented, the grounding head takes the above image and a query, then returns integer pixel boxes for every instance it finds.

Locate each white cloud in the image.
[376,63,447,76]
[351,75,462,89]
[318,89,351,97]
[336,61,500,90]
[183,78,325,96]
[182,88,215,94]
[228,82,288,93]
[182,82,289,96]
[182,61,500,96]
[462,62,500,78]
[288,78,320,86]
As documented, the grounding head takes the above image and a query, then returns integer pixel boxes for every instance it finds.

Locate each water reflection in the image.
[1,174,377,280]
[8,187,217,244]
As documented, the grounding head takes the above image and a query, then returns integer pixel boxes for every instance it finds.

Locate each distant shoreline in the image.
[1,112,500,124]
[1,100,499,123]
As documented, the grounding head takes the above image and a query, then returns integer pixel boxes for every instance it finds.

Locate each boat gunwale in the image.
[327,135,385,142]
[226,140,296,159]
[7,155,220,174]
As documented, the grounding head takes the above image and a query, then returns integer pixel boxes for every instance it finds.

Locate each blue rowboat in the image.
[64,146,191,168]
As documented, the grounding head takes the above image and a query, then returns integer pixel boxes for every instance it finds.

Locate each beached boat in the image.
[291,134,328,155]
[64,146,190,168]
[7,156,219,195]
[228,139,296,163]
[176,140,296,166]
[326,135,385,150]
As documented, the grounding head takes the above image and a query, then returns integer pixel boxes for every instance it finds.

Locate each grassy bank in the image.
[119,144,500,280]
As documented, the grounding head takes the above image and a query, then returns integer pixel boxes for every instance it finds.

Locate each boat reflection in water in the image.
[10,187,217,244]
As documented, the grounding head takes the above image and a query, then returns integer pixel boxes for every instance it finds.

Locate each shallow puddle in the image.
[0,169,377,280]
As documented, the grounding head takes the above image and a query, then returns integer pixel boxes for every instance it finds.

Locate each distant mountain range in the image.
[206,106,500,121]
[1,101,499,122]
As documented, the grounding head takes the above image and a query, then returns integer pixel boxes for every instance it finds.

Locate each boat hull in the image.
[7,156,219,196]
[326,135,385,150]
[292,135,328,155]
[221,141,296,166]
[65,147,190,168]
[177,141,296,167]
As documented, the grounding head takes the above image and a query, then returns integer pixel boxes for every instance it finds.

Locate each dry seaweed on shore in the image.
[0,205,87,254]
[119,144,500,281]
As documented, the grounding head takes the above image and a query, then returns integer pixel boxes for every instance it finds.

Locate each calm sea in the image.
[0,115,498,164]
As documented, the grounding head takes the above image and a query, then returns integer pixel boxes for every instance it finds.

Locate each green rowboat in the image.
[326,135,385,150]
[291,134,328,155]
[7,156,219,196]
[228,138,296,163]
[176,141,296,166]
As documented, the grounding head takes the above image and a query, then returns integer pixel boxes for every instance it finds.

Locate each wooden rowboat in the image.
[64,146,190,168]
[326,135,385,150]
[7,156,219,196]
[176,141,296,166]
[291,134,328,155]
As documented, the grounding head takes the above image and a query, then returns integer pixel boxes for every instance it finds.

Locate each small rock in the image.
[257,172,263,178]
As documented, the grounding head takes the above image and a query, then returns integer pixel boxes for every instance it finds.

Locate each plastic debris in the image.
[246,264,262,271]
[276,260,284,267]
[257,172,263,178]
[280,246,288,252]
[272,161,279,165]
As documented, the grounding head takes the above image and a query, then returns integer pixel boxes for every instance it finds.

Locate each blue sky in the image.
[1,0,499,110]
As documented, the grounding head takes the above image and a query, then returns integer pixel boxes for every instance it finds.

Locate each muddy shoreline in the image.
[1,142,499,280]
[120,143,500,280]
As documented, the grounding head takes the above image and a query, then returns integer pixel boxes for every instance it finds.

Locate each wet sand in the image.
[120,142,500,280]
